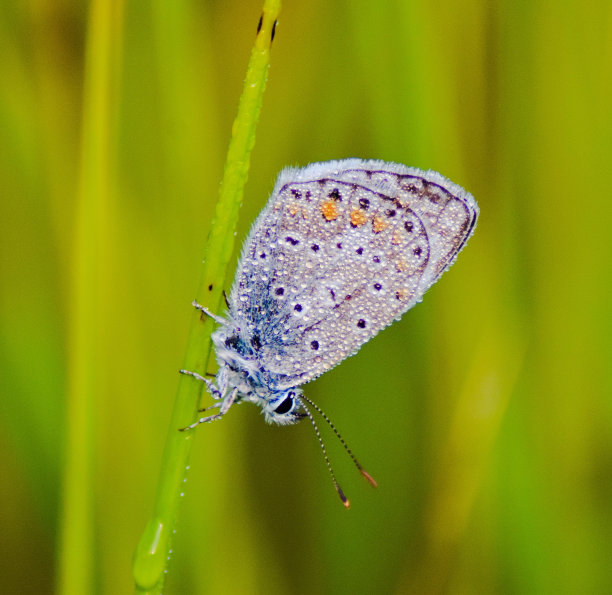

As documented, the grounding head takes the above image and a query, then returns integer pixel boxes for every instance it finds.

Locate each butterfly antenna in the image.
[299,395,378,488]
[299,398,351,509]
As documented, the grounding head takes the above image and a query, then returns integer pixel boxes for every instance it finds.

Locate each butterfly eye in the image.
[274,395,294,414]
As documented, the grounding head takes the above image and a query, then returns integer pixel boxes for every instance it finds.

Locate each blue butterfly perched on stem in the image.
[181,159,478,507]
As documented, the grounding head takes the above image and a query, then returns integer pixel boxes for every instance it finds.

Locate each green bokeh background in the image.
[2,1,611,593]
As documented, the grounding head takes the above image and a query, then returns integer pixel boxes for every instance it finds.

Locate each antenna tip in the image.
[337,487,351,509]
[361,469,378,488]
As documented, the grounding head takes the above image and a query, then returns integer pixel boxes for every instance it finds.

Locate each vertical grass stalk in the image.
[132,1,282,592]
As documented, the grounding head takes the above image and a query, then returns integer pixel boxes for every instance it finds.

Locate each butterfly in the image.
[181,159,478,505]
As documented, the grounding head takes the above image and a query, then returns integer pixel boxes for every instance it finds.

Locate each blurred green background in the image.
[2,1,612,593]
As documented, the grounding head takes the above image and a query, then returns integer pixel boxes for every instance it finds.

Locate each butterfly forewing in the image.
[229,160,478,389]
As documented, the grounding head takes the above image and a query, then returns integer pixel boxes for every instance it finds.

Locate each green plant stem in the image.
[57,1,122,593]
[132,1,282,592]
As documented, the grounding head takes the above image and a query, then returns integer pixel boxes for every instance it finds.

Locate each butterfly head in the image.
[261,388,305,425]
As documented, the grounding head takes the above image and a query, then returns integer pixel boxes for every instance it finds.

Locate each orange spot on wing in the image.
[321,200,339,221]
[350,209,368,227]
[372,216,389,233]
[395,258,408,272]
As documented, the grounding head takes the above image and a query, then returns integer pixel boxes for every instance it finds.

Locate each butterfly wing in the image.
[229,159,478,390]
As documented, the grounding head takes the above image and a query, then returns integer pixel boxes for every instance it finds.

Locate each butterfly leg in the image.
[179,369,222,399]
[192,300,225,325]
[179,387,238,430]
